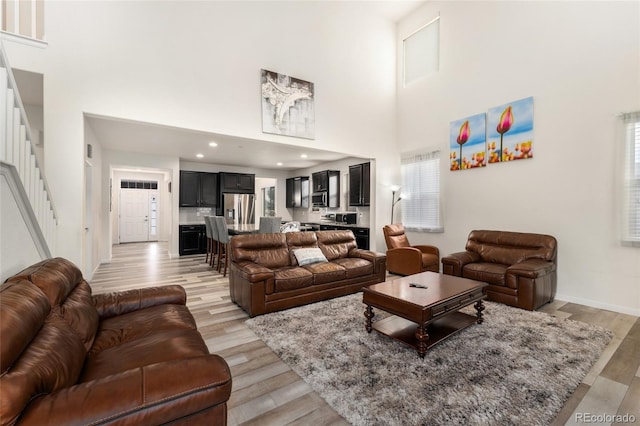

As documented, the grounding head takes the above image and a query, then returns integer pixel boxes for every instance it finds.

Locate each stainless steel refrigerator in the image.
[223,193,255,226]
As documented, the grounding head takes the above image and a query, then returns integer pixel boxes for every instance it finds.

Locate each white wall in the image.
[397,2,640,314]
[83,120,103,279]
[2,1,399,268]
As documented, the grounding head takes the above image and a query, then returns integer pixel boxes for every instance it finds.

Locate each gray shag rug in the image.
[245,293,613,425]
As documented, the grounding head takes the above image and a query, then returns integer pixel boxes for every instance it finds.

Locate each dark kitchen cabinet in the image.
[179,225,207,255]
[312,170,340,208]
[312,171,329,192]
[179,171,218,207]
[348,162,370,206]
[219,172,255,194]
[286,176,309,208]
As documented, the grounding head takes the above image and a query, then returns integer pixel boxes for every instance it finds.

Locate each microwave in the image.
[312,192,327,206]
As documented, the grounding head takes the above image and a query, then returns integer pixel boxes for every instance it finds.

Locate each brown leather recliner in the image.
[382,224,439,275]
[1,257,232,425]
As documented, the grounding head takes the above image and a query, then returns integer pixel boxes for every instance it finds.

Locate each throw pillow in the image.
[293,247,328,266]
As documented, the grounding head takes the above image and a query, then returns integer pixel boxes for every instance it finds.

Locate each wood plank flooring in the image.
[90,242,640,425]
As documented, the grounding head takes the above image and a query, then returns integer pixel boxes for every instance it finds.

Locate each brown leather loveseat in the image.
[0,257,232,425]
[229,230,386,317]
[441,230,557,311]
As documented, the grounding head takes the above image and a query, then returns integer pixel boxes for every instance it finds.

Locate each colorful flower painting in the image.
[449,113,486,171]
[487,97,534,163]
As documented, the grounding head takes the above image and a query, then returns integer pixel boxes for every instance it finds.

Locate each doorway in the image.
[119,188,159,243]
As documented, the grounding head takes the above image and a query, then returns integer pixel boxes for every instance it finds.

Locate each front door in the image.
[120,189,159,243]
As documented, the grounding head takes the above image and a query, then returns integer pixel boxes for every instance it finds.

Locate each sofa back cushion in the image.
[5,258,99,351]
[383,224,410,249]
[465,230,557,265]
[317,230,357,261]
[286,232,319,266]
[230,233,290,268]
[1,258,97,425]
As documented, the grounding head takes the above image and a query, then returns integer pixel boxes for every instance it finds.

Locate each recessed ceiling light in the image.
[277,162,283,166]
[209,142,218,147]
[300,154,307,158]
[196,154,204,158]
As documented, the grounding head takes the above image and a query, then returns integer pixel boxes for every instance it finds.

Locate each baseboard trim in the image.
[555,293,640,316]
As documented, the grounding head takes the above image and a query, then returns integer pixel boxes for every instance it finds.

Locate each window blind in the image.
[401,150,443,232]
[622,112,640,246]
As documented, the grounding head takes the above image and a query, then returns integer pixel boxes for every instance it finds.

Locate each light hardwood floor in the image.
[90,242,640,425]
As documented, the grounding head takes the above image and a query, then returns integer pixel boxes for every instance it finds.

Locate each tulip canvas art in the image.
[487,96,534,163]
[449,113,487,171]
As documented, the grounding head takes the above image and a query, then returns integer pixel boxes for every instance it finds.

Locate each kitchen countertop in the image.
[306,221,369,229]
[179,221,370,229]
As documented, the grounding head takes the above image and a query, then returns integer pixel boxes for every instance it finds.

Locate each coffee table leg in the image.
[475,300,485,324]
[415,324,428,358]
[365,305,374,333]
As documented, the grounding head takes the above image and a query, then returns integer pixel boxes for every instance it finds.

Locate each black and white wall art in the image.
[261,69,315,139]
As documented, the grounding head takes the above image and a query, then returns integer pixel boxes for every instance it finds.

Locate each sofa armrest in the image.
[507,259,556,278]
[93,285,187,320]
[441,251,481,276]
[348,249,387,274]
[233,261,275,283]
[18,355,232,425]
[414,245,439,257]
[385,247,424,275]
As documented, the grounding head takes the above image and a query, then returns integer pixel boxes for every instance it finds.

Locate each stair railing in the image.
[1,42,56,257]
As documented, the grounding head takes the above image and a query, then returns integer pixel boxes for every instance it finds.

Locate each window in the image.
[622,112,640,246]
[403,16,440,87]
[401,150,443,232]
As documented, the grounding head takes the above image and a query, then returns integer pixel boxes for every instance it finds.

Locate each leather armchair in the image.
[382,224,439,275]
[441,230,557,311]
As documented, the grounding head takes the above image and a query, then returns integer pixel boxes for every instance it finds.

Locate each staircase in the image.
[1,43,56,259]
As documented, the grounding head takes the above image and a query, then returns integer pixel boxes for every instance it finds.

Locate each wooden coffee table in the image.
[362,272,487,358]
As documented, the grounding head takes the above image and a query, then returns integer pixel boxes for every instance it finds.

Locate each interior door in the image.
[120,189,150,243]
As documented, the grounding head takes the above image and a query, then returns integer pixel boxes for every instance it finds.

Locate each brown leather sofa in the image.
[441,230,557,311]
[383,224,439,275]
[0,257,232,426]
[229,230,386,317]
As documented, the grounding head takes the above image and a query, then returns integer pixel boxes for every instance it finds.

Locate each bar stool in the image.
[214,216,230,277]
[259,216,282,234]
[209,216,219,268]
[204,216,214,265]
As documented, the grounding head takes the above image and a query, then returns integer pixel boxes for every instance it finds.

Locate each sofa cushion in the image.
[0,313,87,426]
[231,233,290,268]
[303,262,347,284]
[332,258,373,278]
[465,230,557,265]
[287,232,320,266]
[88,304,199,355]
[463,262,508,286]
[81,328,210,382]
[273,267,314,293]
[317,230,358,261]
[6,258,99,352]
[293,247,328,266]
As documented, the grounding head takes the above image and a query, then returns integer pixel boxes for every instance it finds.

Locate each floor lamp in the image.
[390,185,401,224]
